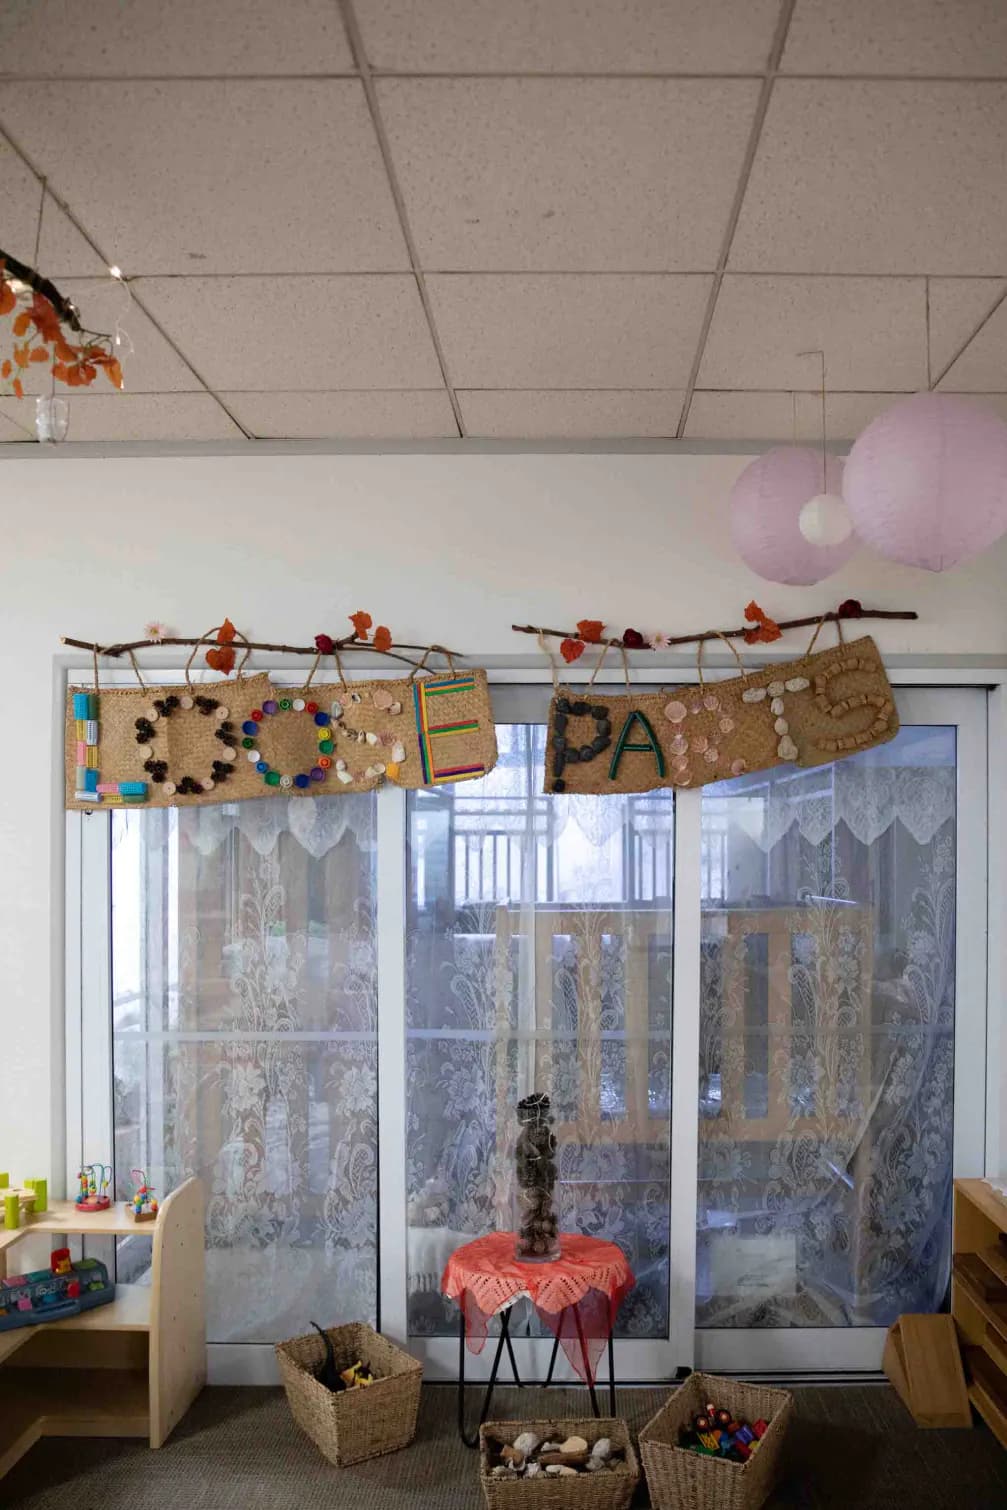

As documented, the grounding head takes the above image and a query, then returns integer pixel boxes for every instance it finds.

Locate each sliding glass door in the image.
[69,678,988,1380]
[694,689,986,1371]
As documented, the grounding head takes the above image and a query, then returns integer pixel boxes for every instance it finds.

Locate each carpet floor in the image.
[2,1383,1006,1509]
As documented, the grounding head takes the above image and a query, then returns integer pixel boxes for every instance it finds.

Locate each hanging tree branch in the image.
[513,603,917,653]
[60,632,463,676]
[0,248,83,331]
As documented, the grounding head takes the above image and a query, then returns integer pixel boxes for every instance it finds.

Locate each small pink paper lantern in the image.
[729,446,854,586]
[843,394,1007,572]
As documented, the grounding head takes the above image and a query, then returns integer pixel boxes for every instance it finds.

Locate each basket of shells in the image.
[479,1419,640,1510]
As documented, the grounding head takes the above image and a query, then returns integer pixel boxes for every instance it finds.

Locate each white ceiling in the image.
[0,0,1005,444]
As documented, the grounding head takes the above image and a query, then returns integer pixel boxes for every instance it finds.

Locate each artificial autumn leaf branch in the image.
[0,248,122,399]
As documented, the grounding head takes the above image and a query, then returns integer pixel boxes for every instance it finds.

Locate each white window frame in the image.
[63,660,1005,1383]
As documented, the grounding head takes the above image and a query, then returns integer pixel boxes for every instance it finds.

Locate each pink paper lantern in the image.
[729,446,854,586]
[843,394,1007,572]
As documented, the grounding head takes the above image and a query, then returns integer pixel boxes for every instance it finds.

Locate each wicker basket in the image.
[276,1321,422,1467]
[479,1417,639,1510]
[639,1373,794,1510]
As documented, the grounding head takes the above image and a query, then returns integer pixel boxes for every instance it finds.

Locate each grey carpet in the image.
[2,1383,1006,1509]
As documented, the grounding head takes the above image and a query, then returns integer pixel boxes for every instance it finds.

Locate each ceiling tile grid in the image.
[0,0,1004,444]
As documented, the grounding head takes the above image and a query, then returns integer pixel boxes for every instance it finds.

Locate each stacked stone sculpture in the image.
[514,1091,560,1262]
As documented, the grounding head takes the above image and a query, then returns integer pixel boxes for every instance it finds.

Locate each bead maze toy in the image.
[0,1249,115,1332]
[129,1168,159,1222]
[75,1163,111,1212]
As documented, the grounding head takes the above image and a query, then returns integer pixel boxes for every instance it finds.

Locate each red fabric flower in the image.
[314,633,335,654]
[837,598,863,619]
[622,628,645,649]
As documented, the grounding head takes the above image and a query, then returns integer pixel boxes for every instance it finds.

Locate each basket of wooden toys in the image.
[639,1372,794,1510]
[479,1418,640,1510]
[275,1320,422,1467]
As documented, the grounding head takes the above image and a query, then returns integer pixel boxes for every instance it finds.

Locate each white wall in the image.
[1,449,1005,1183]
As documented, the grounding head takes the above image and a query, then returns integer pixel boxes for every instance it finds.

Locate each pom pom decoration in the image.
[729,446,856,586]
[842,393,1007,572]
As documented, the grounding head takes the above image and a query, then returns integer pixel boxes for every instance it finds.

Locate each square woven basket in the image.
[479,1417,639,1510]
[639,1373,794,1510]
[276,1321,422,1467]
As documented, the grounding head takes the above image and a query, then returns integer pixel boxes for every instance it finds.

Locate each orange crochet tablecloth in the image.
[442,1232,634,1384]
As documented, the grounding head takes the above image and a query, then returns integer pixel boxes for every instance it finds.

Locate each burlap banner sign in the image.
[66,669,497,810]
[545,632,898,795]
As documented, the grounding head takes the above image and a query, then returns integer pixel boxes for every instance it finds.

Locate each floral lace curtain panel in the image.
[111,795,379,1343]
[697,724,957,1330]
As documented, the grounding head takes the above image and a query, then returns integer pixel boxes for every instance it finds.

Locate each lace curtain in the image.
[405,724,675,1340]
[110,796,378,1343]
[696,725,956,1329]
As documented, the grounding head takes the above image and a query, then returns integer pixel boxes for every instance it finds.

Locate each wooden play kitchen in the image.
[0,1177,205,1479]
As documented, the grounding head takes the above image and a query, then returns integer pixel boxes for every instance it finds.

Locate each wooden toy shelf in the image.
[952,1178,1007,1450]
[0,1177,204,1480]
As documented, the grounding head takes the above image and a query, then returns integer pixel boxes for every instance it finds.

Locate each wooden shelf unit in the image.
[952,1179,1007,1449]
[0,1177,205,1480]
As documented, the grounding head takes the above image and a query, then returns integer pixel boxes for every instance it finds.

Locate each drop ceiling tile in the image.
[137,276,443,390]
[782,0,1007,77]
[0,146,105,275]
[937,297,1007,391]
[928,279,1007,381]
[459,389,685,438]
[0,0,354,75]
[698,276,927,391]
[427,275,712,388]
[0,81,408,274]
[63,279,202,391]
[0,393,240,442]
[220,390,457,439]
[379,79,759,271]
[0,404,36,442]
[730,82,1007,275]
[356,0,780,73]
[943,393,1007,422]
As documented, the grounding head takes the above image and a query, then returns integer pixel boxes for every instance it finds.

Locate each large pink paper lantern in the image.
[729,446,854,586]
[843,394,1007,572]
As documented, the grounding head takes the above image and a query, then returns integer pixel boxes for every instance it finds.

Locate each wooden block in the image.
[954,1251,1007,1302]
[898,1314,972,1428]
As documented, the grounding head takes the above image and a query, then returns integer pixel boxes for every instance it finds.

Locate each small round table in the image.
[442,1231,635,1446]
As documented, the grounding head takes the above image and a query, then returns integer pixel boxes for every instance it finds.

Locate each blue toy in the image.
[0,1251,115,1332]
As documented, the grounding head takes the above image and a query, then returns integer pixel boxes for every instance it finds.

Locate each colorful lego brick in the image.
[73,692,95,719]
[75,719,86,740]
[76,740,87,764]
[86,746,99,769]
[752,1420,768,1440]
[76,766,89,788]
[85,720,99,744]
[75,791,98,803]
[84,769,99,793]
[97,783,119,795]
[118,782,148,799]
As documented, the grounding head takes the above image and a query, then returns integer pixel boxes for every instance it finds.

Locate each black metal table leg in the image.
[572,1303,601,1418]
[607,1326,616,1417]
[458,1305,522,1447]
[543,1313,563,1389]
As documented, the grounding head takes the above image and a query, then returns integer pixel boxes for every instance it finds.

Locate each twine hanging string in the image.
[798,347,829,493]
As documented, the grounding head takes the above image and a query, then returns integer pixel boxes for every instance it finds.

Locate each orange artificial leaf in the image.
[52,362,68,381]
[205,646,235,674]
[29,345,49,363]
[217,617,237,644]
[1,359,10,379]
[103,357,123,390]
[576,619,605,644]
[28,294,61,343]
[349,610,372,639]
[372,625,392,652]
[0,280,15,316]
[560,638,586,664]
[12,378,23,398]
[12,310,30,337]
[742,600,782,645]
[13,342,30,369]
[53,333,76,363]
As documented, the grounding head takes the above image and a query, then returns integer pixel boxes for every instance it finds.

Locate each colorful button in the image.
[310,766,324,781]
[263,700,279,715]
[292,699,306,712]
[294,773,310,789]
[313,711,330,727]
[251,709,264,722]
[319,739,334,755]
[179,695,194,710]
[306,701,318,714]
[279,698,292,711]
[246,749,260,762]
[264,771,280,787]
[279,774,293,789]
[318,756,332,769]
[242,721,258,737]
[242,737,254,748]
[256,761,269,773]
